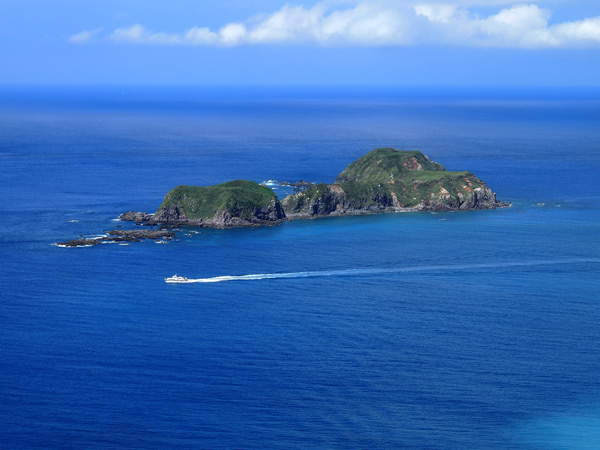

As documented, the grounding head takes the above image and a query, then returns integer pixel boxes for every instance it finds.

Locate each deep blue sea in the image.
[1,86,600,449]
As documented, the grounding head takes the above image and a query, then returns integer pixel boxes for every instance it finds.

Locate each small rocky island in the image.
[54,230,175,247]
[56,148,508,246]
[283,148,506,217]
[146,180,285,228]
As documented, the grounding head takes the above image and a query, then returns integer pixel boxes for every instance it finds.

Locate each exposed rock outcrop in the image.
[425,186,509,211]
[282,148,508,218]
[55,229,174,247]
[146,180,286,228]
[54,236,141,247]
[106,229,175,239]
[119,211,151,222]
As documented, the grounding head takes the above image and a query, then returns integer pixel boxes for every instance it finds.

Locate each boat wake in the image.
[173,258,600,284]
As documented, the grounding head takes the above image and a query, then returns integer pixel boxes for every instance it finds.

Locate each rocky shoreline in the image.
[144,200,285,229]
[54,149,510,247]
[56,197,510,247]
[282,184,508,219]
[55,228,175,248]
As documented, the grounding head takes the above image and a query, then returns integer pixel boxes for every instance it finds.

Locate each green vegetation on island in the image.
[150,149,506,226]
[335,148,445,183]
[282,148,506,217]
[159,180,278,220]
[58,148,507,247]
[150,180,285,227]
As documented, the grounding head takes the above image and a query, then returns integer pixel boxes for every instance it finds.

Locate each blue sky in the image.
[2,0,599,86]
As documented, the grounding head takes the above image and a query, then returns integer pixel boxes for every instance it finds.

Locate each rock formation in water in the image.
[146,180,286,228]
[281,148,508,218]
[55,148,509,246]
[54,229,174,247]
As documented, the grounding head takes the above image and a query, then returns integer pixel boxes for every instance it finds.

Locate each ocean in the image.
[1,86,599,449]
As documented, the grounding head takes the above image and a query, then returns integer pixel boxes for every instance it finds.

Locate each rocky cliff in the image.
[282,148,508,218]
[147,180,286,228]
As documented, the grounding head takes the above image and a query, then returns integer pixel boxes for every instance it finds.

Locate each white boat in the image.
[165,274,188,283]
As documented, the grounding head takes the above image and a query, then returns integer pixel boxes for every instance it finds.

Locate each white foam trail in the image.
[181,258,600,284]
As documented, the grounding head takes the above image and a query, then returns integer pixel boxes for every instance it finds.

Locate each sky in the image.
[2,0,600,86]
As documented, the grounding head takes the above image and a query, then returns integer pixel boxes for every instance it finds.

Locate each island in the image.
[282,148,506,217]
[56,148,508,246]
[145,180,286,227]
[144,148,507,227]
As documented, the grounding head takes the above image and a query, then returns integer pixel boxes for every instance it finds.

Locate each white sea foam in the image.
[179,258,600,284]
[53,243,95,248]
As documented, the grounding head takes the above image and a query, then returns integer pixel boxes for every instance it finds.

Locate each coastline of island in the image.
[56,148,510,247]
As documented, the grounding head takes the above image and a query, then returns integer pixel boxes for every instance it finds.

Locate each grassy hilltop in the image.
[151,180,285,227]
[282,148,503,216]
[158,180,278,220]
[335,148,445,183]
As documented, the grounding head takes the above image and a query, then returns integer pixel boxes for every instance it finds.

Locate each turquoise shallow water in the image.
[1,87,599,449]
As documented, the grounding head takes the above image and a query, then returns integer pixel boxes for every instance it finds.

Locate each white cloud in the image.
[421,4,555,48]
[183,27,219,45]
[110,24,146,43]
[415,4,458,24]
[220,23,248,45]
[413,3,600,48]
[247,5,324,43]
[551,16,600,46]
[318,3,413,45]
[110,24,185,44]
[67,28,102,44]
[70,2,600,49]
